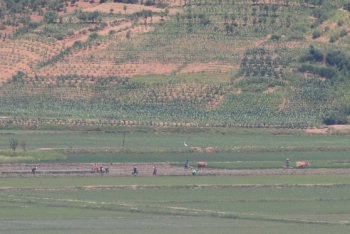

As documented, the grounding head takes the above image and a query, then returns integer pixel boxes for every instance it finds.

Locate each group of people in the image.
[132,166,157,175]
[184,159,197,175]
[92,164,109,173]
[91,160,197,176]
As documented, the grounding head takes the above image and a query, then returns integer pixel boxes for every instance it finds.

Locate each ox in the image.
[296,161,310,168]
[198,162,207,169]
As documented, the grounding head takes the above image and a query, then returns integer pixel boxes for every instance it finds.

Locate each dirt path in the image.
[1,163,350,178]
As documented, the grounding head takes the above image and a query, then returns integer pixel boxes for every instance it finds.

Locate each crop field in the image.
[2,175,350,233]
[0,129,349,232]
[1,0,350,127]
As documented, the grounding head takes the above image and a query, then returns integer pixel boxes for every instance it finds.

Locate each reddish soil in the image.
[1,163,350,178]
[83,3,166,14]
[278,98,286,112]
[263,87,275,93]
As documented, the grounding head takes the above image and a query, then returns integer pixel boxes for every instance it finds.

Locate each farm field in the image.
[2,175,350,233]
[0,131,350,149]
[1,0,350,127]
[1,130,350,232]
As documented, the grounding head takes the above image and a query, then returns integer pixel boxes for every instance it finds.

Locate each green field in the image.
[1,131,350,233]
[0,132,349,149]
[2,175,350,233]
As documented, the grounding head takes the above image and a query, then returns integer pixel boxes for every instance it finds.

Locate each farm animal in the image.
[198,162,207,169]
[296,161,310,168]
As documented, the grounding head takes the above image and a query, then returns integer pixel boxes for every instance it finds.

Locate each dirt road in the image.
[1,163,350,177]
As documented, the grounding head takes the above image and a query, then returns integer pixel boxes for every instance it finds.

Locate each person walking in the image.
[153,166,157,175]
[133,166,138,175]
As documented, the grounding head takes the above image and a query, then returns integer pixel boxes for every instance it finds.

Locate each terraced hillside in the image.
[1,0,350,127]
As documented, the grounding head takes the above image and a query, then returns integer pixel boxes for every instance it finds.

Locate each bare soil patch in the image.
[180,62,236,75]
[263,87,275,93]
[83,3,164,14]
[304,128,328,134]
[278,98,286,112]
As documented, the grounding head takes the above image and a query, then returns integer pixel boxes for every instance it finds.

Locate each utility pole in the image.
[121,106,126,148]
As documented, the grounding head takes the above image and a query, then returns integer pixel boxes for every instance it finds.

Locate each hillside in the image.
[1,0,350,128]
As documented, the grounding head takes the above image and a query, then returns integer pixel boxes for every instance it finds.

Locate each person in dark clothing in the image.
[100,166,104,173]
[32,167,37,174]
[184,160,189,169]
[133,166,138,175]
[286,158,290,168]
[153,167,157,175]
[105,167,109,173]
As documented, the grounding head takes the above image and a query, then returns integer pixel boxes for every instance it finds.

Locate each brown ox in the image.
[296,161,310,168]
[198,162,207,169]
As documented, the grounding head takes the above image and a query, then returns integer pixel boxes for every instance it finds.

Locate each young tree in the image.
[264,5,269,16]
[126,30,131,39]
[123,5,127,15]
[243,15,248,26]
[20,140,27,156]
[272,5,279,16]
[10,138,18,155]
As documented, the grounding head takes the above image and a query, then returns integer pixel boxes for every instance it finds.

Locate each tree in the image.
[10,138,18,155]
[110,8,114,14]
[312,30,321,39]
[243,16,248,26]
[252,7,257,16]
[264,5,269,16]
[44,11,58,23]
[126,30,131,39]
[230,14,236,25]
[123,5,127,14]
[272,5,279,16]
[20,140,26,156]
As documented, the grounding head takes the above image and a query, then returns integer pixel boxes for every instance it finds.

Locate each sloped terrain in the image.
[1,0,350,127]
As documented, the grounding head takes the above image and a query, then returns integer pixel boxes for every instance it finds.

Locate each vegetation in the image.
[1,0,350,127]
[2,175,350,233]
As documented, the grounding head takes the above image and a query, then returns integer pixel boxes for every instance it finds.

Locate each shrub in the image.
[344,3,350,11]
[312,31,321,39]
[287,32,305,41]
[56,34,65,40]
[67,30,74,36]
[326,50,350,71]
[329,35,339,43]
[340,29,347,37]
[299,46,324,63]
[88,32,99,40]
[323,111,348,125]
[298,64,337,79]
[338,19,344,26]
[270,34,280,40]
